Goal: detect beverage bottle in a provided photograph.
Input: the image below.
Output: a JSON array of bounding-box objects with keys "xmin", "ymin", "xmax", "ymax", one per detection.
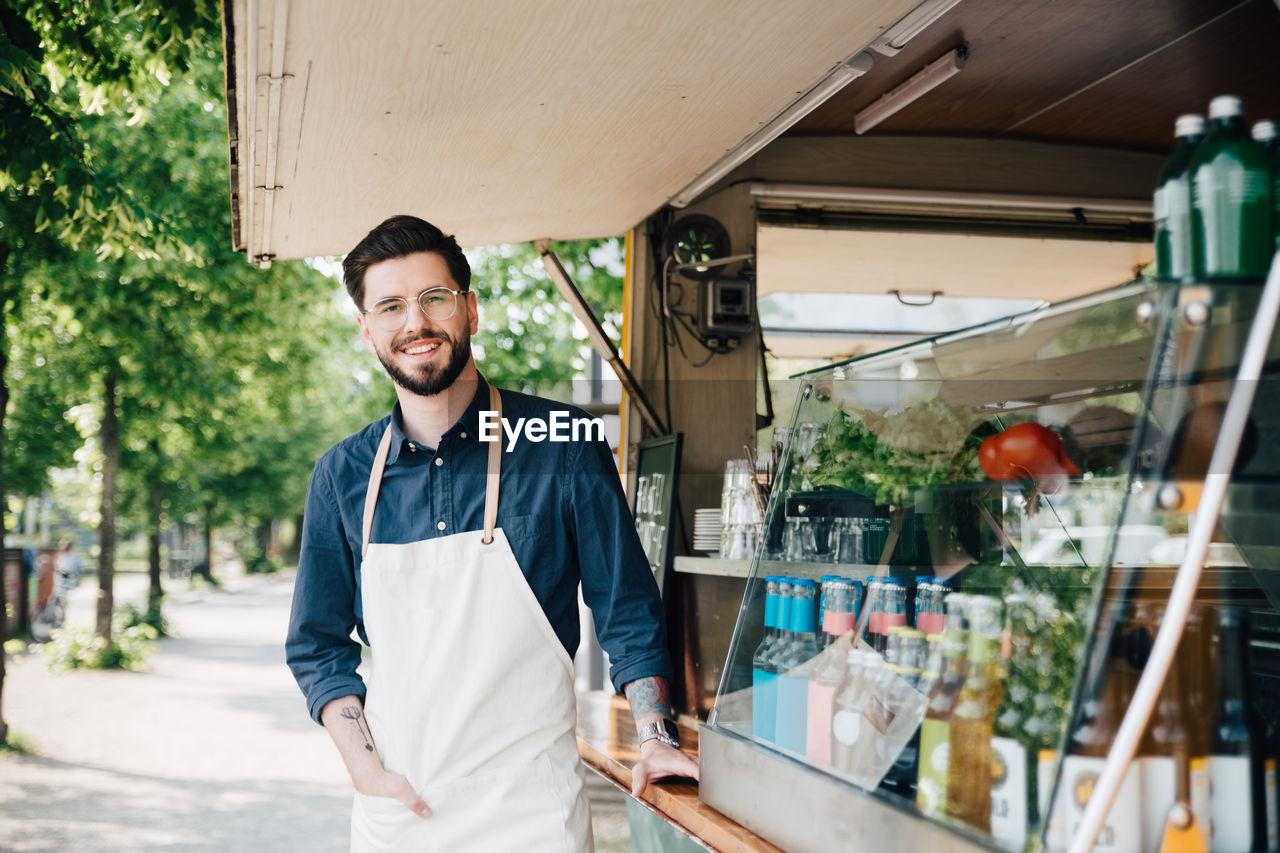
[
  {"xmin": 1191, "ymin": 95, "xmax": 1274, "ymax": 280},
  {"xmin": 1155, "ymin": 114, "xmax": 1207, "ymax": 281},
  {"xmin": 1207, "ymin": 606, "xmax": 1256, "ymax": 853},
  {"xmin": 1058, "ymin": 666, "xmax": 1144, "ymax": 852},
  {"xmin": 916, "ymin": 592, "xmax": 970, "ymax": 817},
  {"xmin": 818, "ymin": 576, "xmax": 852, "ymax": 648},
  {"xmin": 919, "ymin": 633, "xmax": 943, "ymax": 695},
  {"xmin": 1184, "ymin": 604, "xmax": 1216, "ymax": 845},
  {"xmin": 849, "ymin": 578, "xmax": 863, "ymax": 627},
  {"xmin": 776, "ymin": 578, "xmax": 819, "ymax": 755},
  {"xmin": 831, "ymin": 648, "xmax": 871, "ymax": 775},
  {"xmin": 912, "ymin": 576, "xmax": 932, "ymax": 631},
  {"xmin": 806, "ymin": 585, "xmax": 851, "ymax": 766},
  {"xmin": 752, "ymin": 576, "xmax": 783, "ymax": 742},
  {"xmin": 1256, "ymin": 120, "xmax": 1280, "ymax": 255},
  {"xmin": 1132, "ymin": 601, "xmax": 1208, "ymax": 852},
  {"xmin": 911, "ymin": 575, "xmax": 930, "ymax": 629},
  {"xmin": 990, "ymin": 592, "xmax": 1044, "ymax": 850},
  {"xmin": 881, "ymin": 577, "xmax": 908, "ymax": 653},
  {"xmin": 1257, "ymin": 690, "xmax": 1280, "ymax": 853},
  {"xmin": 821, "ymin": 580, "xmax": 857, "ymax": 645},
  {"xmin": 882, "ymin": 627, "xmax": 928, "ymax": 799},
  {"xmin": 860, "ymin": 576, "xmax": 884, "ymax": 651},
  {"xmin": 946, "ymin": 595, "xmax": 1005, "ymax": 832},
  {"xmin": 1255, "ymin": 120, "xmax": 1279, "ymax": 150}
]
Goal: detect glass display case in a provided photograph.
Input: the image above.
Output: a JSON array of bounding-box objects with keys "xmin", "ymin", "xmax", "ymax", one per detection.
[{"xmin": 699, "ymin": 271, "xmax": 1280, "ymax": 853}]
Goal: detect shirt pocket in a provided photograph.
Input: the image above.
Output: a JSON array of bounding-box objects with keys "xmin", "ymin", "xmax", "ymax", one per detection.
[{"xmin": 498, "ymin": 512, "xmax": 556, "ymax": 548}]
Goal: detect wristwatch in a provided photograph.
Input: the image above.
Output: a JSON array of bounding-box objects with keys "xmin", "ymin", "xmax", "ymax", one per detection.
[{"xmin": 637, "ymin": 718, "xmax": 681, "ymax": 749}]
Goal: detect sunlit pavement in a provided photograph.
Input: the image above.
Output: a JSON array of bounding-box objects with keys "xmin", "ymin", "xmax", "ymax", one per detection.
[{"xmin": 1, "ymin": 566, "xmax": 630, "ymax": 852}]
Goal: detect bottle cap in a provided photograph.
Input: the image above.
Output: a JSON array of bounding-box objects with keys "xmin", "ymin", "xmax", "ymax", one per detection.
[
  {"xmin": 1174, "ymin": 114, "xmax": 1206, "ymax": 137},
  {"xmin": 1208, "ymin": 95, "xmax": 1244, "ymax": 120},
  {"xmin": 793, "ymin": 578, "xmax": 816, "ymax": 589},
  {"xmin": 1252, "ymin": 120, "xmax": 1278, "ymax": 143}
]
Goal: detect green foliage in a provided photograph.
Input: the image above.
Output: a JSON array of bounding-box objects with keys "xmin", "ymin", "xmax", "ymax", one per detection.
[
  {"xmin": 0, "ymin": 0, "xmax": 220, "ymax": 256},
  {"xmin": 43, "ymin": 610, "xmax": 157, "ymax": 671},
  {"xmin": 0, "ymin": 729, "xmax": 36, "ymax": 754},
  {"xmin": 806, "ymin": 402, "xmax": 987, "ymax": 507},
  {"xmin": 469, "ymin": 239, "xmax": 624, "ymax": 395},
  {"xmin": 242, "ymin": 550, "xmax": 282, "ymax": 575},
  {"xmin": 119, "ymin": 600, "xmax": 168, "ymax": 637}
]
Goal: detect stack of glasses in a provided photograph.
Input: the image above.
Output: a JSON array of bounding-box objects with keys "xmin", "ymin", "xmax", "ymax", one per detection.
[{"xmin": 719, "ymin": 458, "xmax": 762, "ymax": 560}]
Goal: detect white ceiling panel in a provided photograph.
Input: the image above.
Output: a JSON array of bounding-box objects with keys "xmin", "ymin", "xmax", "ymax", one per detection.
[
  {"xmin": 225, "ymin": 0, "xmax": 920, "ymax": 262},
  {"xmin": 757, "ymin": 225, "xmax": 1153, "ymax": 303}
]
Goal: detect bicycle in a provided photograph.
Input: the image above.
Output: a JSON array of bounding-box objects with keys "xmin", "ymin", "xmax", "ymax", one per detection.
[{"xmin": 31, "ymin": 565, "xmax": 78, "ymax": 642}]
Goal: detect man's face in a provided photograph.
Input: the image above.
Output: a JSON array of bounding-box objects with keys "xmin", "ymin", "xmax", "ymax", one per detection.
[{"xmin": 357, "ymin": 251, "xmax": 479, "ymax": 397}]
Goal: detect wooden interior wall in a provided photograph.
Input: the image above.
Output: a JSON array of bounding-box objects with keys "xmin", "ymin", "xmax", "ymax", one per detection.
[{"xmin": 625, "ymin": 186, "xmax": 760, "ymax": 716}]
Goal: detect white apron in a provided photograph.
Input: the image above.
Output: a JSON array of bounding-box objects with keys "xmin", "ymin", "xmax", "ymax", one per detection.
[{"xmin": 351, "ymin": 384, "xmax": 593, "ymax": 852}]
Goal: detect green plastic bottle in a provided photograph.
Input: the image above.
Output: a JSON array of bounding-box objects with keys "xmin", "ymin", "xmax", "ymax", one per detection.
[
  {"xmin": 1154, "ymin": 114, "xmax": 1206, "ymax": 281},
  {"xmin": 1190, "ymin": 96, "xmax": 1274, "ymax": 280},
  {"xmin": 1253, "ymin": 120, "xmax": 1280, "ymax": 253}
]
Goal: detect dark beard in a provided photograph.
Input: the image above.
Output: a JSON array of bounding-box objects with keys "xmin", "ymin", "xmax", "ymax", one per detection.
[{"xmin": 376, "ymin": 329, "xmax": 472, "ymax": 397}]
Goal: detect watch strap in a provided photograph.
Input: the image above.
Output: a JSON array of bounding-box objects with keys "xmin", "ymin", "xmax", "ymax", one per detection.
[{"xmin": 637, "ymin": 718, "xmax": 680, "ymax": 749}]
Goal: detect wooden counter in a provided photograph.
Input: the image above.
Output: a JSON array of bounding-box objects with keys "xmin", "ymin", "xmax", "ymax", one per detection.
[{"xmin": 575, "ymin": 691, "xmax": 783, "ymax": 853}]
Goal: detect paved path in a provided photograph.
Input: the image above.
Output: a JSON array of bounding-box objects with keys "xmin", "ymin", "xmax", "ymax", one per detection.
[{"xmin": 0, "ymin": 568, "xmax": 630, "ymax": 852}]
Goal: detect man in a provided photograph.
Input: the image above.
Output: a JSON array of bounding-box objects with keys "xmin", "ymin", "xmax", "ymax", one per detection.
[{"xmin": 286, "ymin": 215, "xmax": 698, "ymax": 851}]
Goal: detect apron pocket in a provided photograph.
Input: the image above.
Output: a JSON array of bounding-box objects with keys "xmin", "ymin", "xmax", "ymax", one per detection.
[
  {"xmin": 421, "ymin": 754, "xmax": 582, "ymax": 851},
  {"xmin": 351, "ymin": 791, "xmax": 423, "ymax": 852}
]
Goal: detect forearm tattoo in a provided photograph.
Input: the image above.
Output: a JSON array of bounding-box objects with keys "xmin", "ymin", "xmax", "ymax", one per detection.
[
  {"xmin": 340, "ymin": 705, "xmax": 375, "ymax": 752},
  {"xmin": 624, "ymin": 676, "xmax": 674, "ymax": 723}
]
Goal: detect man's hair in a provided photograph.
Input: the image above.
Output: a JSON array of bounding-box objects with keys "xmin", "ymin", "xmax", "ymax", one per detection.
[{"xmin": 342, "ymin": 215, "xmax": 472, "ymax": 309}]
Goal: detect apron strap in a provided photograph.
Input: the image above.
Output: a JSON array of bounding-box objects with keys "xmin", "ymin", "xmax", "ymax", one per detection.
[
  {"xmin": 362, "ymin": 425, "xmax": 394, "ymax": 559},
  {"xmin": 482, "ymin": 384, "xmax": 502, "ymax": 545},
  {"xmin": 361, "ymin": 381, "xmax": 504, "ymax": 557}
]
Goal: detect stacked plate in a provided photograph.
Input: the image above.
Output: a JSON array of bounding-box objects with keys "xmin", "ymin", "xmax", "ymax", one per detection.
[{"xmin": 693, "ymin": 508, "xmax": 724, "ymax": 555}]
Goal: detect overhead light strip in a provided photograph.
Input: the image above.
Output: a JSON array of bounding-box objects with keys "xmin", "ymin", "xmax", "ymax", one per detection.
[
  {"xmin": 748, "ymin": 182, "xmax": 1152, "ymax": 217},
  {"xmin": 855, "ymin": 45, "xmax": 967, "ymax": 135},
  {"xmin": 869, "ymin": 0, "xmax": 965, "ymax": 56},
  {"xmin": 669, "ymin": 52, "xmax": 875, "ymax": 208}
]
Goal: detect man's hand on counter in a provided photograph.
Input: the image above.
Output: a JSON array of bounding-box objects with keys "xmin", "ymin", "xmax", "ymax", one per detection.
[{"xmin": 631, "ymin": 738, "xmax": 701, "ymax": 797}]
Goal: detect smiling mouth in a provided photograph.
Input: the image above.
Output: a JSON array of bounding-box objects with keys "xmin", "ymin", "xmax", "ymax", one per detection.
[{"xmin": 400, "ymin": 341, "xmax": 442, "ymax": 356}]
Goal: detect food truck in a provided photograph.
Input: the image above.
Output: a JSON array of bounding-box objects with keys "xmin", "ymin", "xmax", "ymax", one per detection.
[{"xmin": 221, "ymin": 1, "xmax": 1280, "ymax": 849}]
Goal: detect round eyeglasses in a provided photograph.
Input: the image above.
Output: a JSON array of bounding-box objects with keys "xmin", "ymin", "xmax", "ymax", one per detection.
[{"xmin": 362, "ymin": 287, "xmax": 463, "ymax": 331}]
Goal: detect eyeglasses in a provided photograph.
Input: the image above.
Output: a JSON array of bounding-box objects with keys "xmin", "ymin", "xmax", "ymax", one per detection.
[{"xmin": 362, "ymin": 287, "xmax": 464, "ymax": 331}]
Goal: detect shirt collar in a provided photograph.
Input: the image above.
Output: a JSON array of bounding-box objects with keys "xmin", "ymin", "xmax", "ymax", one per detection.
[{"xmin": 385, "ymin": 375, "xmax": 491, "ymax": 465}]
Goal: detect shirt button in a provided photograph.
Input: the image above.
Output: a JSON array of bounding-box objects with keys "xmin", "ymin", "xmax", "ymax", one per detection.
[
  {"xmin": 460, "ymin": 432, "xmax": 467, "ymax": 439},
  {"xmin": 437, "ymin": 521, "xmax": 447, "ymax": 531},
  {"xmin": 408, "ymin": 443, "xmax": 417, "ymax": 452},
  {"xmin": 434, "ymin": 457, "xmax": 443, "ymax": 467}
]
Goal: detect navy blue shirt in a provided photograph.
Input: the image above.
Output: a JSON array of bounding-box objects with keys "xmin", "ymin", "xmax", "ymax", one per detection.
[{"xmin": 286, "ymin": 377, "xmax": 673, "ymax": 723}]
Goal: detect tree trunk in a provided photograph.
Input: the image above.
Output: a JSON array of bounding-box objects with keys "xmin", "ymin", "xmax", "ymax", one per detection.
[
  {"xmin": 285, "ymin": 512, "xmax": 304, "ymax": 564},
  {"xmin": 96, "ymin": 366, "xmax": 119, "ymax": 640},
  {"xmin": 203, "ymin": 503, "xmax": 215, "ymax": 577},
  {"xmin": 147, "ymin": 441, "xmax": 164, "ymax": 610},
  {"xmin": 255, "ymin": 521, "xmax": 272, "ymax": 560},
  {"xmin": 1, "ymin": 241, "xmax": 12, "ymax": 745}
]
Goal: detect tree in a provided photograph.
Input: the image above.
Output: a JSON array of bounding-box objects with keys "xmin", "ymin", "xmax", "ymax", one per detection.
[
  {"xmin": 2, "ymin": 2, "xmax": 218, "ymax": 743},
  {"xmin": 469, "ymin": 239, "xmax": 625, "ymax": 395}
]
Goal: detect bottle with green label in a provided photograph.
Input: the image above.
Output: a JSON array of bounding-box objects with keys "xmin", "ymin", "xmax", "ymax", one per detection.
[
  {"xmin": 1155, "ymin": 114, "xmax": 1206, "ymax": 281},
  {"xmin": 1253, "ymin": 120, "xmax": 1280, "ymax": 254},
  {"xmin": 916, "ymin": 592, "xmax": 969, "ymax": 818},
  {"xmin": 1190, "ymin": 95, "xmax": 1273, "ymax": 280}
]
